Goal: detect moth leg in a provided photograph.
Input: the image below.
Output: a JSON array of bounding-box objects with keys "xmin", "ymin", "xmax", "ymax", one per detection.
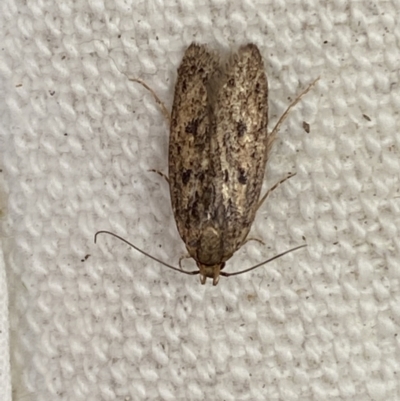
[
  {"xmin": 148, "ymin": 169, "xmax": 169, "ymax": 184},
  {"xmin": 257, "ymin": 173, "xmax": 296, "ymax": 211},
  {"xmin": 268, "ymin": 77, "xmax": 319, "ymax": 153},
  {"xmin": 242, "ymin": 237, "xmax": 266, "ymax": 247},
  {"xmin": 179, "ymin": 254, "xmax": 192, "ymax": 270},
  {"xmin": 129, "ymin": 78, "xmax": 171, "ymax": 123}
]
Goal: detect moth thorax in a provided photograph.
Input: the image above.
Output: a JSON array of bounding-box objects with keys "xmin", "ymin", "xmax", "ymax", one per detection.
[{"xmin": 197, "ymin": 224, "xmax": 224, "ymax": 265}]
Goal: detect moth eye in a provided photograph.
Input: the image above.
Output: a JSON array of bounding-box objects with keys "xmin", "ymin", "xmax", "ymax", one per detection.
[
  {"xmin": 237, "ymin": 168, "xmax": 247, "ymax": 184},
  {"xmin": 228, "ymin": 78, "xmax": 235, "ymax": 86},
  {"xmin": 182, "ymin": 169, "xmax": 192, "ymax": 185}
]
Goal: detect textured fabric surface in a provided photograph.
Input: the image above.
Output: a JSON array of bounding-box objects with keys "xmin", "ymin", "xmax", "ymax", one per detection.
[
  {"xmin": 0, "ymin": 246, "xmax": 10, "ymax": 401},
  {"xmin": 1, "ymin": 1, "xmax": 400, "ymax": 400}
]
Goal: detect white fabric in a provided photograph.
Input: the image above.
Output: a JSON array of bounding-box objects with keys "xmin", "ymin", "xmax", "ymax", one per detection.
[
  {"xmin": 0, "ymin": 245, "xmax": 10, "ymax": 401},
  {"xmin": 1, "ymin": 1, "xmax": 400, "ymax": 400}
]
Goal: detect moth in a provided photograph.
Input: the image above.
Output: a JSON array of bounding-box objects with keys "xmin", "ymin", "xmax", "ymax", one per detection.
[{"xmin": 96, "ymin": 43, "xmax": 318, "ymax": 285}]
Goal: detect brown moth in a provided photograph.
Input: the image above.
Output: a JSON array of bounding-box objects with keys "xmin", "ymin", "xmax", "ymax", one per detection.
[{"xmin": 95, "ymin": 43, "xmax": 318, "ymax": 285}]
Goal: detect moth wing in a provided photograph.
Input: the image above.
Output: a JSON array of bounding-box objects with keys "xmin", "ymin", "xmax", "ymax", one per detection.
[
  {"xmin": 209, "ymin": 44, "xmax": 269, "ymax": 259},
  {"xmin": 169, "ymin": 44, "xmax": 219, "ymax": 245},
  {"xmin": 169, "ymin": 44, "xmax": 269, "ymax": 264}
]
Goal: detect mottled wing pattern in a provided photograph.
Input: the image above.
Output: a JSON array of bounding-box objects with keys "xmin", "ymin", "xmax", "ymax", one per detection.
[
  {"xmin": 169, "ymin": 44, "xmax": 219, "ymax": 245},
  {"xmin": 209, "ymin": 44, "xmax": 269, "ymax": 259}
]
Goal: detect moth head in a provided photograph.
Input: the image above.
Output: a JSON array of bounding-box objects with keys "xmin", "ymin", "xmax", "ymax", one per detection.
[
  {"xmin": 198, "ymin": 262, "xmax": 226, "ymax": 286},
  {"xmin": 94, "ymin": 231, "xmax": 307, "ymax": 286}
]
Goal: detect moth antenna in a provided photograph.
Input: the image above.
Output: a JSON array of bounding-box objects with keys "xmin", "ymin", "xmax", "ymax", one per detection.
[
  {"xmin": 220, "ymin": 244, "xmax": 307, "ymax": 277},
  {"xmin": 94, "ymin": 230, "xmax": 199, "ymax": 276}
]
